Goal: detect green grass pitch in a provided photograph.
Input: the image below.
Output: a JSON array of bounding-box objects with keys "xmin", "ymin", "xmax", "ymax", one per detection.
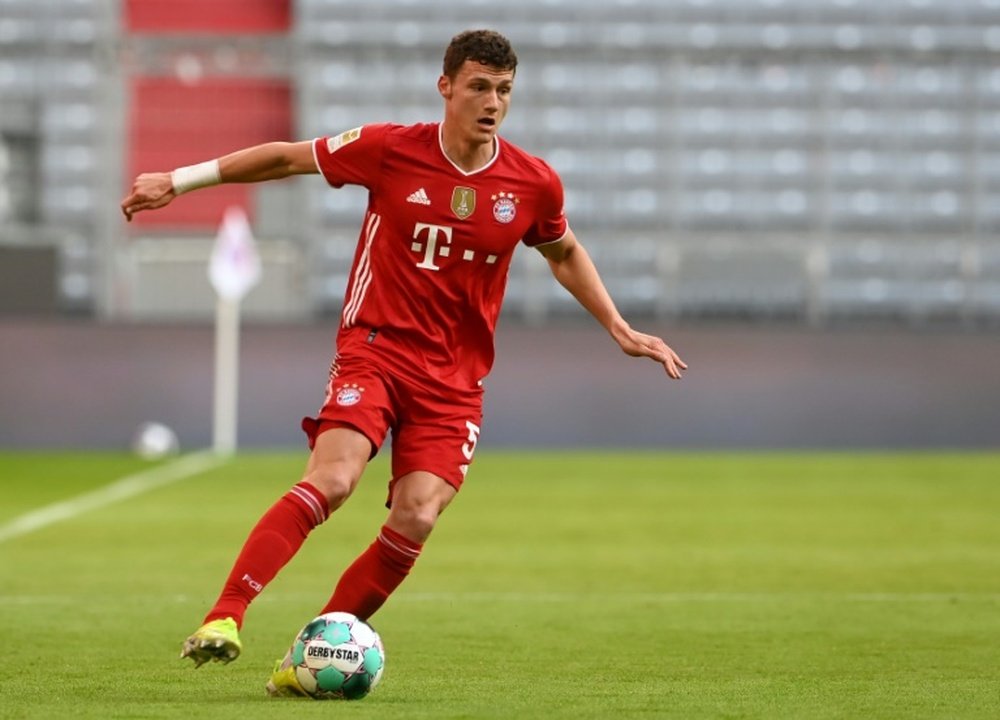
[{"xmin": 1, "ymin": 451, "xmax": 998, "ymax": 719}]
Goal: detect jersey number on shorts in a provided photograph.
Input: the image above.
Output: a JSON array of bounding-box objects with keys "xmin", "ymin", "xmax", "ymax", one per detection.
[{"xmin": 462, "ymin": 420, "xmax": 481, "ymax": 460}]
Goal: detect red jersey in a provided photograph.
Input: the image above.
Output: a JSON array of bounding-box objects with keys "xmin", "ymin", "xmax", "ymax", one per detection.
[{"xmin": 312, "ymin": 122, "xmax": 568, "ymax": 388}]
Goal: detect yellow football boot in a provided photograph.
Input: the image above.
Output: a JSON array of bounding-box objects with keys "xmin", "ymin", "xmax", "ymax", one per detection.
[
  {"xmin": 265, "ymin": 653, "xmax": 308, "ymax": 697},
  {"xmin": 180, "ymin": 618, "xmax": 242, "ymax": 668}
]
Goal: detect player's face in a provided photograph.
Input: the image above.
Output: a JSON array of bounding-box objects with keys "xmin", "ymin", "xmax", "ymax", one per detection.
[{"xmin": 439, "ymin": 61, "xmax": 514, "ymax": 145}]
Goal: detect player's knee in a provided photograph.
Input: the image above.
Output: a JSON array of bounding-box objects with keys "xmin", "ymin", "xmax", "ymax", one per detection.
[
  {"xmin": 387, "ymin": 499, "xmax": 443, "ymax": 543},
  {"xmin": 386, "ymin": 472, "xmax": 456, "ymax": 541},
  {"xmin": 302, "ymin": 464, "xmax": 359, "ymax": 511}
]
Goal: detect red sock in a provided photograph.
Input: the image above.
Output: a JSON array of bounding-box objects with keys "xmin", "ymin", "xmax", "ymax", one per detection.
[
  {"xmin": 204, "ymin": 482, "xmax": 328, "ymax": 628},
  {"xmin": 321, "ymin": 525, "xmax": 423, "ymax": 621}
]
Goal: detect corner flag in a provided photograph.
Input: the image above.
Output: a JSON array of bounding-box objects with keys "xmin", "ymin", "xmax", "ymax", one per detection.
[
  {"xmin": 209, "ymin": 206, "xmax": 261, "ymax": 301},
  {"xmin": 209, "ymin": 206, "xmax": 260, "ymax": 456}
]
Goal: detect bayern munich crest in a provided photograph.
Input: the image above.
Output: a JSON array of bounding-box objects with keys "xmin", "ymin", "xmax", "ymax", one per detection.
[
  {"xmin": 335, "ymin": 384, "xmax": 364, "ymax": 406},
  {"xmin": 492, "ymin": 191, "xmax": 518, "ymax": 224}
]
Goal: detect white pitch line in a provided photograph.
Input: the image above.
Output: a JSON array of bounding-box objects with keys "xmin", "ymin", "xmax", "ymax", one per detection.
[
  {"xmin": 0, "ymin": 451, "xmax": 225, "ymax": 544},
  {"xmin": 396, "ymin": 591, "xmax": 1000, "ymax": 604},
  {"xmin": 1, "ymin": 591, "xmax": 998, "ymax": 606}
]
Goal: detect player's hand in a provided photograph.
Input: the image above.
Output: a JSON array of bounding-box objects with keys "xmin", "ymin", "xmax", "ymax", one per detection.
[
  {"xmin": 120, "ymin": 172, "xmax": 175, "ymax": 222},
  {"xmin": 612, "ymin": 324, "xmax": 687, "ymax": 379}
]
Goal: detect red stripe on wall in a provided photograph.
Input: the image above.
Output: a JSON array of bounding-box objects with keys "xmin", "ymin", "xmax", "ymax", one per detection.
[
  {"xmin": 125, "ymin": 0, "xmax": 291, "ymax": 33},
  {"xmin": 127, "ymin": 77, "xmax": 292, "ymax": 229}
]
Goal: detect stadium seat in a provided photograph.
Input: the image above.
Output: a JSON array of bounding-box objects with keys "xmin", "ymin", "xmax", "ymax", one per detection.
[
  {"xmin": 829, "ymin": 191, "xmax": 905, "ymax": 232},
  {"xmin": 896, "ymin": 66, "xmax": 966, "ymax": 104},
  {"xmin": 973, "ymin": 191, "xmax": 1000, "ymax": 231},
  {"xmin": 0, "ymin": 59, "xmax": 34, "ymax": 94},
  {"xmin": 41, "ymin": 145, "xmax": 94, "ymax": 178},
  {"xmin": 975, "ymin": 153, "xmax": 1000, "ymax": 188},
  {"xmin": 821, "ymin": 277, "xmax": 964, "ymax": 320},
  {"xmin": 0, "ymin": 16, "xmax": 40, "ymax": 45},
  {"xmin": 41, "ymin": 103, "xmax": 95, "ymax": 137},
  {"xmin": 975, "ymin": 111, "xmax": 1000, "ymax": 149},
  {"xmin": 898, "ymin": 110, "xmax": 966, "ymax": 150},
  {"xmin": 829, "ymin": 150, "xmax": 899, "ymax": 187},
  {"xmin": 973, "ymin": 241, "xmax": 1000, "ymax": 282},
  {"xmin": 812, "ymin": 0, "xmax": 883, "ymax": 23},
  {"xmin": 902, "ymin": 151, "xmax": 968, "ymax": 190},
  {"xmin": 675, "ymin": 240, "xmax": 809, "ymax": 316},
  {"xmin": 757, "ymin": 189, "xmax": 817, "ymax": 229},
  {"xmin": 828, "ymin": 107, "xmax": 894, "ymax": 142},
  {"xmin": 825, "ymin": 238, "xmax": 964, "ymax": 279}
]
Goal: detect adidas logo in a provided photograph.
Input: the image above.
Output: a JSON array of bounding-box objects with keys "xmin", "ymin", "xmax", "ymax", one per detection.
[{"xmin": 407, "ymin": 188, "xmax": 431, "ymax": 205}]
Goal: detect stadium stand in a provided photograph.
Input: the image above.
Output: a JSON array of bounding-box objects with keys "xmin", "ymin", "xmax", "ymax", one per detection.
[
  {"xmin": 0, "ymin": 0, "xmax": 109, "ymax": 310},
  {"xmin": 3, "ymin": 0, "xmax": 1000, "ymax": 323}
]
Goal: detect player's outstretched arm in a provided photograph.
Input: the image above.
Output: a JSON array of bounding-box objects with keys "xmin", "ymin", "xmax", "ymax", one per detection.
[
  {"xmin": 537, "ymin": 229, "xmax": 687, "ymax": 379},
  {"xmin": 120, "ymin": 140, "xmax": 317, "ymax": 222}
]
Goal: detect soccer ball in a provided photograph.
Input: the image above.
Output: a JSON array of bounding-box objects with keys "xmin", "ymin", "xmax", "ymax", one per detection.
[
  {"xmin": 288, "ymin": 612, "xmax": 385, "ymax": 700},
  {"xmin": 130, "ymin": 421, "xmax": 179, "ymax": 460}
]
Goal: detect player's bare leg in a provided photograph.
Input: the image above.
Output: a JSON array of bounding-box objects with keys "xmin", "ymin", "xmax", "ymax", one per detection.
[
  {"xmin": 182, "ymin": 428, "xmax": 371, "ymax": 667},
  {"xmin": 319, "ymin": 471, "xmax": 456, "ymax": 619},
  {"xmin": 384, "ymin": 471, "xmax": 458, "ymax": 543},
  {"xmin": 266, "ymin": 471, "xmax": 454, "ymax": 694},
  {"xmin": 299, "ymin": 426, "xmax": 375, "ymax": 512}
]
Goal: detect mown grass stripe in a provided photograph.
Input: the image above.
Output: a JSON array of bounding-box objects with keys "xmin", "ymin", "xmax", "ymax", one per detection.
[{"xmin": 0, "ymin": 451, "xmax": 223, "ymax": 543}]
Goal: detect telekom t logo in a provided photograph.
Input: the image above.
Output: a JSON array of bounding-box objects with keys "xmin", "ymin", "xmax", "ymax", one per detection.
[{"xmin": 411, "ymin": 222, "xmax": 453, "ymax": 271}]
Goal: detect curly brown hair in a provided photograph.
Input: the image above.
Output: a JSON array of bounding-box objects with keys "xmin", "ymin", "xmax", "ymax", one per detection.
[{"xmin": 442, "ymin": 30, "xmax": 518, "ymax": 79}]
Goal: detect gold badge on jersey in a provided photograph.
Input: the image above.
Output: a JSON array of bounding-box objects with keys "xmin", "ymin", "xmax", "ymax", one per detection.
[
  {"xmin": 326, "ymin": 126, "xmax": 362, "ymax": 153},
  {"xmin": 451, "ymin": 186, "xmax": 476, "ymax": 220}
]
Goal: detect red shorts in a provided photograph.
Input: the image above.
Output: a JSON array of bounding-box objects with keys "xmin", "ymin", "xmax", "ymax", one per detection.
[{"xmin": 301, "ymin": 347, "xmax": 484, "ymax": 497}]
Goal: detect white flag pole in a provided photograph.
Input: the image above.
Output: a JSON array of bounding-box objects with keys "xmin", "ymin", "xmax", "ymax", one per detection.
[
  {"xmin": 208, "ymin": 206, "xmax": 261, "ymax": 457},
  {"xmin": 212, "ymin": 296, "xmax": 240, "ymax": 455}
]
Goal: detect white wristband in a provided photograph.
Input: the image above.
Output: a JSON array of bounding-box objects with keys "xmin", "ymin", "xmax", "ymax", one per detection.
[{"xmin": 170, "ymin": 160, "xmax": 221, "ymax": 196}]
